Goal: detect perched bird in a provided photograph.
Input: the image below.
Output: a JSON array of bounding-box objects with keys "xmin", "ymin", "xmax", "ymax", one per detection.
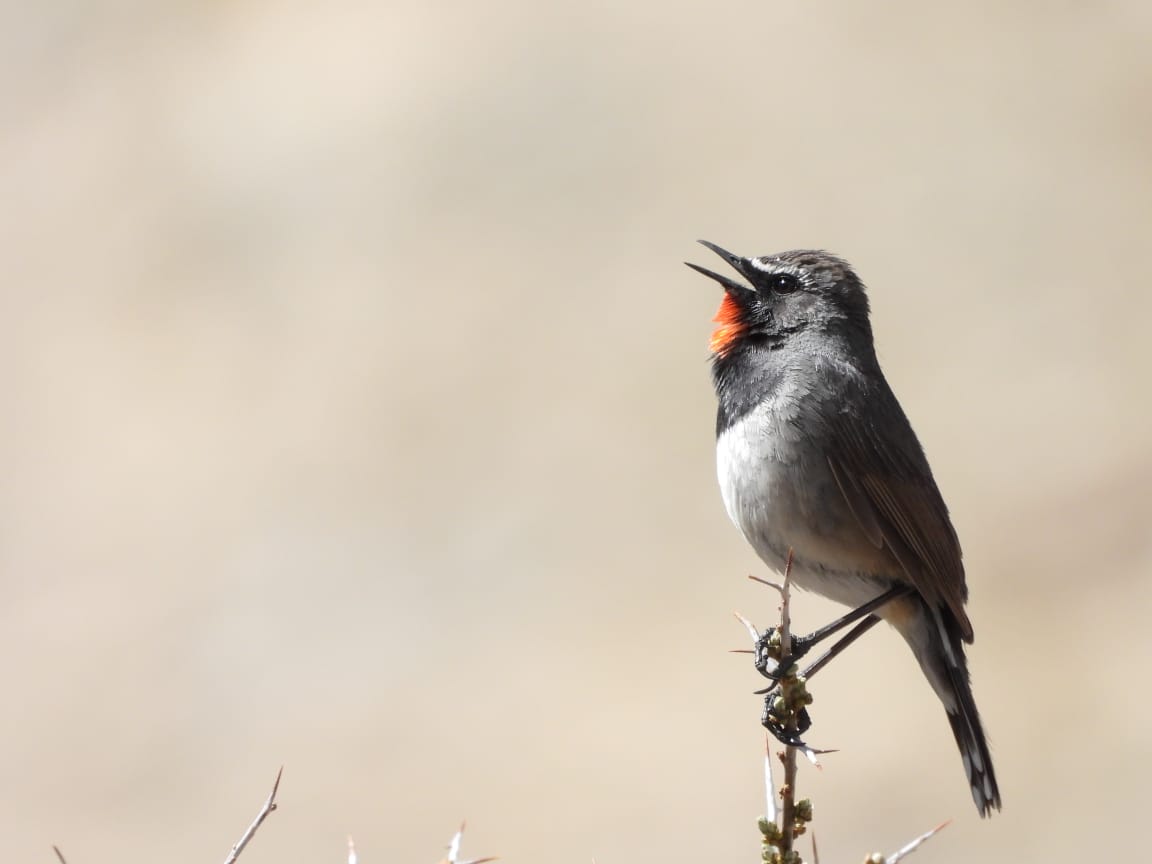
[{"xmin": 687, "ymin": 241, "xmax": 1001, "ymax": 816}]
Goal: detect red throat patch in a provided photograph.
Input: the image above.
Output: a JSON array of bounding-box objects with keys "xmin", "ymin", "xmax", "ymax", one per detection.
[{"xmin": 709, "ymin": 293, "xmax": 746, "ymax": 355}]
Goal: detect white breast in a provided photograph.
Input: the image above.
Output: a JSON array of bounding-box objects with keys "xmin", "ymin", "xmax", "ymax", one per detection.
[
  {"xmin": 716, "ymin": 397, "xmax": 799, "ymax": 573},
  {"xmin": 716, "ymin": 396, "xmax": 895, "ymax": 610}
]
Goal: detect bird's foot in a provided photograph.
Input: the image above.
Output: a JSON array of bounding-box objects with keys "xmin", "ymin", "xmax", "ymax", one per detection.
[
  {"xmin": 754, "ymin": 627, "xmax": 815, "ymax": 680},
  {"xmin": 762, "ymin": 702, "xmax": 812, "ymax": 748},
  {"xmin": 758, "ymin": 650, "xmax": 816, "ymax": 747}
]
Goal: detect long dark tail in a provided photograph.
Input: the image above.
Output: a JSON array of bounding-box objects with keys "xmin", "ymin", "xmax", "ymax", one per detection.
[{"xmin": 931, "ymin": 610, "xmax": 1002, "ymax": 817}]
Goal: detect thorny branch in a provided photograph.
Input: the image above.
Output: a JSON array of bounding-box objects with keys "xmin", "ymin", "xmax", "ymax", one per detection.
[
  {"xmin": 744, "ymin": 551, "xmax": 951, "ymax": 863},
  {"xmin": 777, "ymin": 551, "xmax": 800, "ymax": 857},
  {"xmin": 752, "ymin": 550, "xmax": 812, "ymax": 864}
]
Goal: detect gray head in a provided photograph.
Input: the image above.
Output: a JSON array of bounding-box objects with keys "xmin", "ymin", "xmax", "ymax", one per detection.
[{"xmin": 685, "ymin": 241, "xmax": 872, "ymax": 359}]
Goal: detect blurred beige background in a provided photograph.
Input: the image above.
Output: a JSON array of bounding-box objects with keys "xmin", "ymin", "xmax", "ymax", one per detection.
[{"xmin": 1, "ymin": 1, "xmax": 1150, "ymax": 862}]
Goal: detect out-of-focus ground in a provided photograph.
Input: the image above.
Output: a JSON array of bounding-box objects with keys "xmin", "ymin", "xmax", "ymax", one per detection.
[{"xmin": 1, "ymin": 2, "xmax": 1150, "ymax": 862}]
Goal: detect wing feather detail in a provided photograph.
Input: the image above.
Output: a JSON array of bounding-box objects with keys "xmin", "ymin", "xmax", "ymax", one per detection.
[{"xmin": 826, "ymin": 410, "xmax": 973, "ymax": 643}]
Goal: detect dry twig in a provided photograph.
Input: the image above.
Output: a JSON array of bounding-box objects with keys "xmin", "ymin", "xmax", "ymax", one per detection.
[
  {"xmin": 868, "ymin": 820, "xmax": 951, "ymax": 864},
  {"xmin": 222, "ymin": 767, "xmax": 283, "ymax": 864}
]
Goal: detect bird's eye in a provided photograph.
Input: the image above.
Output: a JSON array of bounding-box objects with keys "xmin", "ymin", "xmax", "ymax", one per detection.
[{"xmin": 768, "ymin": 273, "xmax": 800, "ymax": 294}]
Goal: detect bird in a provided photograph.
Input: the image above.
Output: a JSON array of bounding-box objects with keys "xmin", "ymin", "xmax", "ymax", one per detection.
[{"xmin": 686, "ymin": 240, "xmax": 1001, "ymax": 817}]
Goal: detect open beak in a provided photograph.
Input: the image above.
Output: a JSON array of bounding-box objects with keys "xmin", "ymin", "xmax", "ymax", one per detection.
[{"xmin": 684, "ymin": 240, "xmax": 758, "ymax": 295}]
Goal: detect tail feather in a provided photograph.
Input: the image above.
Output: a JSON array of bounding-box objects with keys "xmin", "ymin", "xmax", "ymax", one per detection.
[
  {"xmin": 901, "ymin": 603, "xmax": 1002, "ymax": 816},
  {"xmin": 945, "ymin": 694, "xmax": 1001, "ymax": 816},
  {"xmin": 936, "ymin": 610, "xmax": 1002, "ymax": 817}
]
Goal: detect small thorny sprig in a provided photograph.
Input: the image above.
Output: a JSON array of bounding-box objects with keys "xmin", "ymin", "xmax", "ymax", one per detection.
[
  {"xmin": 745, "ymin": 552, "xmax": 811, "ymax": 864},
  {"xmin": 740, "ymin": 550, "xmax": 950, "ymax": 864}
]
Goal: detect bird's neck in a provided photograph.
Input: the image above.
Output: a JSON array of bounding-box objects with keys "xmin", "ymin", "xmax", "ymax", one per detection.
[
  {"xmin": 712, "ymin": 330, "xmax": 876, "ymax": 436},
  {"xmin": 711, "ymin": 343, "xmax": 790, "ymax": 435}
]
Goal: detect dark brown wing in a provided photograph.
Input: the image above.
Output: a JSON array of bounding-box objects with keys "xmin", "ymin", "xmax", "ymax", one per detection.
[{"xmin": 825, "ymin": 405, "xmax": 973, "ymax": 642}]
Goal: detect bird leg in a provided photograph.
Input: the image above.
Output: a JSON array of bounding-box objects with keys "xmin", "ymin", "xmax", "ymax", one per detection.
[
  {"xmin": 754, "ymin": 584, "xmax": 913, "ymax": 681},
  {"xmin": 757, "ymin": 614, "xmax": 882, "ymax": 694}
]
